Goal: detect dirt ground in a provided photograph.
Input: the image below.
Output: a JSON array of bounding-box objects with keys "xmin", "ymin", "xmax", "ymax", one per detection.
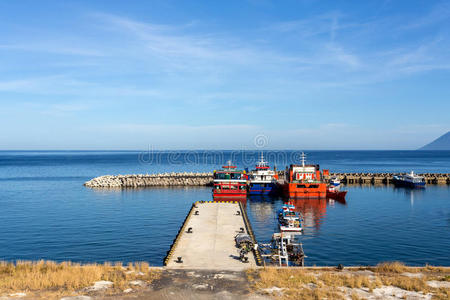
[
  {"xmin": 97, "ymin": 269, "xmax": 269, "ymax": 300},
  {"xmin": 0, "ymin": 269, "xmax": 269, "ymax": 300}
]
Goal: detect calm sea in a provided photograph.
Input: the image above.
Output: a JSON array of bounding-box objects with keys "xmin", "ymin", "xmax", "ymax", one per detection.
[{"xmin": 0, "ymin": 150, "xmax": 449, "ymax": 266}]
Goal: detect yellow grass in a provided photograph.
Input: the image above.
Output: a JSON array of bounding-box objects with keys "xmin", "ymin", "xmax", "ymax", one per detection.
[
  {"xmin": 0, "ymin": 260, "xmax": 160, "ymax": 294},
  {"xmin": 251, "ymin": 267, "xmax": 317, "ymax": 289},
  {"xmin": 373, "ymin": 261, "xmax": 420, "ymax": 273},
  {"xmin": 251, "ymin": 265, "xmax": 450, "ymax": 300},
  {"xmin": 318, "ymin": 272, "xmax": 382, "ymax": 290}
]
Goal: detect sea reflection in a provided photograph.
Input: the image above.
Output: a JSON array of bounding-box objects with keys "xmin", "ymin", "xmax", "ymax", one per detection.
[
  {"xmin": 247, "ymin": 197, "xmax": 347, "ymax": 240},
  {"xmin": 246, "ymin": 195, "xmax": 278, "ymax": 222},
  {"xmin": 393, "ymin": 186, "xmax": 425, "ymax": 206}
]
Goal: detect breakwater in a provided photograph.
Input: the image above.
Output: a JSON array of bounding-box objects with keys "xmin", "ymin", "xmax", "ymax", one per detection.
[
  {"xmin": 84, "ymin": 172, "xmax": 450, "ymax": 188},
  {"xmin": 329, "ymin": 172, "xmax": 450, "ymax": 185},
  {"xmin": 84, "ymin": 173, "xmax": 213, "ymax": 188}
]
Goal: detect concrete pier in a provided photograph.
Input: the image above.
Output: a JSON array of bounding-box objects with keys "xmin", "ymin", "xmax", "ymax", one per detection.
[{"xmin": 164, "ymin": 201, "xmax": 261, "ymax": 270}]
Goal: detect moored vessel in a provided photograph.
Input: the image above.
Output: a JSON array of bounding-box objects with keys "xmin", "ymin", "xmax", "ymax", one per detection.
[
  {"xmin": 330, "ymin": 176, "xmax": 340, "ymax": 186},
  {"xmin": 281, "ymin": 153, "xmax": 327, "ymax": 198},
  {"xmin": 259, "ymin": 232, "xmax": 305, "ymax": 266},
  {"xmin": 326, "ymin": 185, "xmax": 347, "ymax": 201},
  {"xmin": 248, "ymin": 153, "xmax": 278, "ymax": 195},
  {"xmin": 326, "ymin": 176, "xmax": 347, "ymax": 200},
  {"xmin": 212, "ymin": 161, "xmax": 248, "ymax": 200},
  {"xmin": 392, "ymin": 171, "xmax": 426, "ymax": 188},
  {"xmin": 278, "ymin": 202, "xmax": 303, "ymax": 232}
]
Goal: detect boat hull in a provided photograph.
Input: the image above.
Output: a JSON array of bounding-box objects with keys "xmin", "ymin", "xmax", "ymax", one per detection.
[
  {"xmin": 392, "ymin": 179, "xmax": 426, "ymax": 188},
  {"xmin": 326, "ymin": 190, "xmax": 347, "ymax": 201},
  {"xmin": 279, "ymin": 226, "xmax": 303, "ymax": 232},
  {"xmin": 281, "ymin": 182, "xmax": 327, "ymax": 199},
  {"xmin": 212, "ymin": 191, "xmax": 247, "ymax": 199},
  {"xmin": 248, "ymin": 182, "xmax": 278, "ymax": 195}
]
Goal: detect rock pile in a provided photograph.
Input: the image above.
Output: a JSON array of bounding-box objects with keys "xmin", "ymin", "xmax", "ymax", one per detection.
[
  {"xmin": 329, "ymin": 172, "xmax": 450, "ymax": 184},
  {"xmin": 84, "ymin": 172, "xmax": 214, "ymax": 188}
]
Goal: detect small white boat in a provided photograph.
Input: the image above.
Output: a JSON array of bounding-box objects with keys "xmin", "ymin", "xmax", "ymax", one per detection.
[
  {"xmin": 278, "ymin": 203, "xmax": 303, "ymax": 232},
  {"xmin": 330, "ymin": 176, "xmax": 340, "ymax": 187}
]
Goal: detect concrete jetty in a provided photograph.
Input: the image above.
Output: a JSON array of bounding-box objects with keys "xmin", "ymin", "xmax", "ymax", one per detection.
[
  {"xmin": 84, "ymin": 172, "xmax": 450, "ymax": 188},
  {"xmin": 164, "ymin": 201, "xmax": 262, "ymax": 270}
]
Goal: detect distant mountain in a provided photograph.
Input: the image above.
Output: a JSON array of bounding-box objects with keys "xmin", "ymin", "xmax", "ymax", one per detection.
[{"xmin": 419, "ymin": 131, "xmax": 450, "ymax": 150}]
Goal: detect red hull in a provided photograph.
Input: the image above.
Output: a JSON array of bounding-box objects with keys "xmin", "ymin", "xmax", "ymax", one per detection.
[
  {"xmin": 326, "ymin": 190, "xmax": 347, "ymax": 201},
  {"xmin": 281, "ymin": 182, "xmax": 327, "ymax": 199},
  {"xmin": 212, "ymin": 191, "xmax": 247, "ymax": 199}
]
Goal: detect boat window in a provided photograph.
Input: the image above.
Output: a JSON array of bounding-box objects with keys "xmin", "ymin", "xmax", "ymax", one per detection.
[
  {"xmin": 309, "ymin": 184, "xmax": 319, "ymax": 188},
  {"xmin": 296, "ymin": 184, "xmax": 307, "ymax": 188},
  {"xmin": 231, "ymin": 173, "xmax": 241, "ymax": 180},
  {"xmin": 215, "ymin": 173, "xmax": 229, "ymax": 180},
  {"xmin": 240, "ymin": 185, "xmax": 246, "ymax": 190}
]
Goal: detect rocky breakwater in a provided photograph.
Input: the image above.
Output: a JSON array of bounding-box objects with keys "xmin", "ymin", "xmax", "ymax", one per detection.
[
  {"xmin": 84, "ymin": 172, "xmax": 214, "ymax": 188},
  {"xmin": 329, "ymin": 172, "xmax": 450, "ymax": 184}
]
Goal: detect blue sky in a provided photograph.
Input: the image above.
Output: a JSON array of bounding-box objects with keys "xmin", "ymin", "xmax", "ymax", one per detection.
[{"xmin": 0, "ymin": 0, "xmax": 449, "ymax": 150}]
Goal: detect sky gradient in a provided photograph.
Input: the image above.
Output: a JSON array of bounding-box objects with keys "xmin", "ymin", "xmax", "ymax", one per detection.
[{"xmin": 1, "ymin": 0, "xmax": 449, "ymax": 150}]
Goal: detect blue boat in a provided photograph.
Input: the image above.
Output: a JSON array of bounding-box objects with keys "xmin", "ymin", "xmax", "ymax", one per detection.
[
  {"xmin": 248, "ymin": 153, "xmax": 278, "ymax": 195},
  {"xmin": 392, "ymin": 171, "xmax": 426, "ymax": 188}
]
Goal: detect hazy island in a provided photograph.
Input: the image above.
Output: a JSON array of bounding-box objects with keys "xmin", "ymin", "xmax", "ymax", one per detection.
[{"xmin": 420, "ymin": 131, "xmax": 450, "ymax": 150}]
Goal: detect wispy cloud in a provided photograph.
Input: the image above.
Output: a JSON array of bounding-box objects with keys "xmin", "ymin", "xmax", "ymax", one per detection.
[
  {"xmin": 40, "ymin": 103, "xmax": 91, "ymax": 116},
  {"xmin": 1, "ymin": 2, "xmax": 449, "ymax": 149}
]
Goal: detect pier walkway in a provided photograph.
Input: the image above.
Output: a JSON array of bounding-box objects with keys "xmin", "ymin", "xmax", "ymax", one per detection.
[{"xmin": 164, "ymin": 201, "xmax": 260, "ymax": 270}]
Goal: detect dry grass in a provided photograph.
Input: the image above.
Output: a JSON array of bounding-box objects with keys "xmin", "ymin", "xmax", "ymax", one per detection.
[
  {"xmin": 251, "ymin": 263, "xmax": 450, "ymax": 300},
  {"xmin": 318, "ymin": 273, "xmax": 382, "ymax": 291},
  {"xmin": 251, "ymin": 267, "xmax": 318, "ymax": 289},
  {"xmin": 373, "ymin": 261, "xmax": 411, "ymax": 273},
  {"xmin": 0, "ymin": 260, "xmax": 160, "ymax": 295},
  {"xmin": 374, "ymin": 262, "xmax": 450, "ymax": 275}
]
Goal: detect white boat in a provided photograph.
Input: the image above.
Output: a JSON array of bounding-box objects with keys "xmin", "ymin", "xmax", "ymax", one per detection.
[
  {"xmin": 392, "ymin": 171, "xmax": 426, "ymax": 188},
  {"xmin": 278, "ymin": 203, "xmax": 303, "ymax": 232},
  {"xmin": 248, "ymin": 153, "xmax": 278, "ymax": 195},
  {"xmin": 330, "ymin": 176, "xmax": 340, "ymax": 187}
]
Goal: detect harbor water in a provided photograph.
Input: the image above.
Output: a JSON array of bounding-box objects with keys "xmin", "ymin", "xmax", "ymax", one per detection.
[{"xmin": 0, "ymin": 150, "xmax": 449, "ymax": 266}]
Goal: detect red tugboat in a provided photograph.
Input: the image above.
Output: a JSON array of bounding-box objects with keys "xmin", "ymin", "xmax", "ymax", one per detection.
[
  {"xmin": 281, "ymin": 153, "xmax": 327, "ymax": 199},
  {"xmin": 326, "ymin": 185, "xmax": 347, "ymax": 201},
  {"xmin": 326, "ymin": 176, "xmax": 347, "ymax": 201},
  {"xmin": 212, "ymin": 161, "xmax": 248, "ymax": 200}
]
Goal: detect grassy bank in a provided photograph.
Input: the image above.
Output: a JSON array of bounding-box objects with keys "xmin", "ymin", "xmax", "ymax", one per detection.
[
  {"xmin": 0, "ymin": 260, "xmax": 160, "ymax": 299},
  {"xmin": 248, "ymin": 262, "xmax": 450, "ymax": 299},
  {"xmin": 2, "ymin": 261, "xmax": 450, "ymax": 299}
]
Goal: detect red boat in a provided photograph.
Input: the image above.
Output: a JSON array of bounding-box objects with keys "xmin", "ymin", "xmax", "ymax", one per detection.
[
  {"xmin": 281, "ymin": 153, "xmax": 327, "ymax": 199},
  {"xmin": 326, "ymin": 177, "xmax": 347, "ymax": 201},
  {"xmin": 212, "ymin": 161, "xmax": 247, "ymax": 200},
  {"xmin": 326, "ymin": 186, "xmax": 347, "ymax": 201}
]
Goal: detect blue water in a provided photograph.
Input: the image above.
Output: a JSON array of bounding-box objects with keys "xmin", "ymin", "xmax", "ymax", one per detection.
[{"xmin": 0, "ymin": 150, "xmax": 449, "ymax": 266}]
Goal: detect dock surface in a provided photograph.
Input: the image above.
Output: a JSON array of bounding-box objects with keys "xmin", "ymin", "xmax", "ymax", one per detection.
[{"xmin": 165, "ymin": 201, "xmax": 257, "ymax": 270}]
